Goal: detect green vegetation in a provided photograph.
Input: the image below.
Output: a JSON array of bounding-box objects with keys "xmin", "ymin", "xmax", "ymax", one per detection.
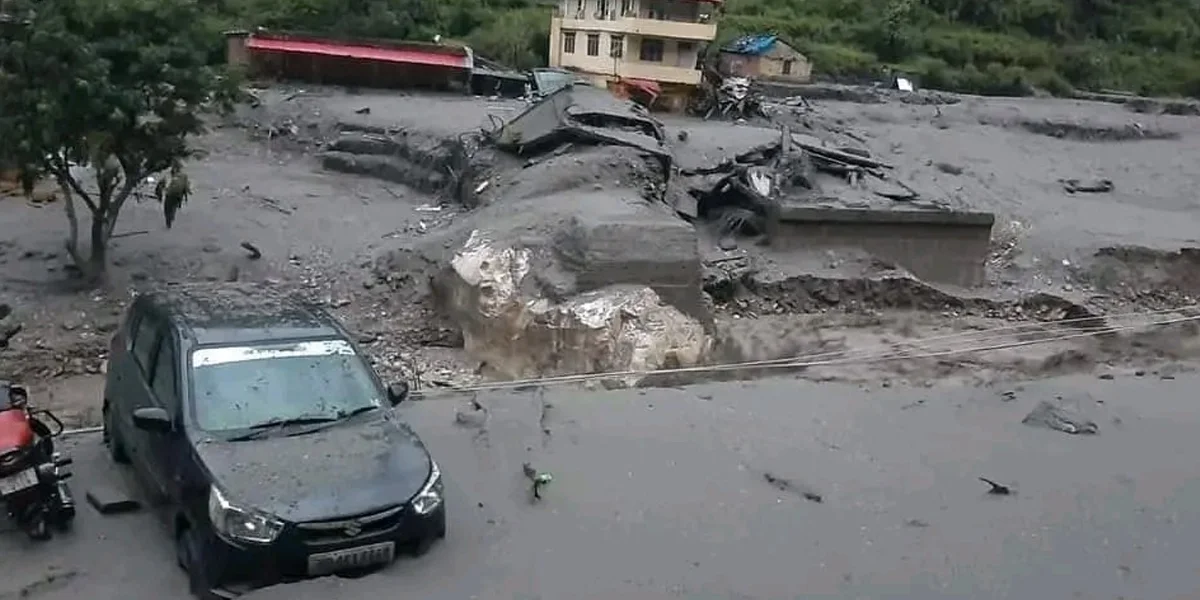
[
  {"xmin": 197, "ymin": 0, "xmax": 1200, "ymax": 97},
  {"xmin": 0, "ymin": 0, "xmax": 237, "ymax": 278}
]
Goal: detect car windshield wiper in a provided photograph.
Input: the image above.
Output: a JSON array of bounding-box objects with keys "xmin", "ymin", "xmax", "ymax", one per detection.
[
  {"xmin": 338, "ymin": 405, "xmax": 379, "ymax": 419},
  {"xmin": 227, "ymin": 415, "xmax": 341, "ymax": 441},
  {"xmin": 280, "ymin": 405, "xmax": 381, "ymax": 438}
]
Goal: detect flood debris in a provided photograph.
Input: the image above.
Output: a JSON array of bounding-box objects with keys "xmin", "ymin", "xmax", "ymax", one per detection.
[
  {"xmin": 522, "ymin": 462, "xmax": 553, "ymax": 502},
  {"xmin": 679, "ymin": 123, "xmax": 932, "ymax": 243},
  {"xmin": 978, "ymin": 477, "xmax": 1014, "ymax": 496},
  {"xmin": 1060, "ymin": 178, "xmax": 1114, "ymax": 194},
  {"xmin": 453, "ymin": 397, "xmax": 488, "ymax": 428},
  {"xmin": 1022, "ymin": 399, "xmax": 1099, "ymax": 435},
  {"xmin": 762, "ymin": 471, "xmax": 823, "ymax": 503},
  {"xmin": 0, "ymin": 302, "xmax": 20, "ymax": 348},
  {"xmin": 240, "ymin": 241, "xmax": 262, "ymax": 260},
  {"xmin": 703, "ymin": 76, "xmax": 768, "ymax": 121},
  {"xmin": 85, "ymin": 484, "xmax": 141, "ymax": 515},
  {"xmin": 487, "ymin": 83, "xmax": 670, "ymax": 168}
]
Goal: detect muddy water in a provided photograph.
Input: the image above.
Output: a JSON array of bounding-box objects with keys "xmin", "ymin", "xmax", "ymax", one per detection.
[{"xmin": 2, "ymin": 372, "xmax": 1199, "ymax": 599}]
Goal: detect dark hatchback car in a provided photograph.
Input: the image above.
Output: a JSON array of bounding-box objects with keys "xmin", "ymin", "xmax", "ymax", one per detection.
[{"xmin": 102, "ymin": 284, "xmax": 445, "ymax": 599}]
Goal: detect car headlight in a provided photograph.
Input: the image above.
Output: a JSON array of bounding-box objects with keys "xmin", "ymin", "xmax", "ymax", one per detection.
[
  {"xmin": 208, "ymin": 485, "xmax": 284, "ymax": 544},
  {"xmin": 411, "ymin": 460, "xmax": 443, "ymax": 515}
]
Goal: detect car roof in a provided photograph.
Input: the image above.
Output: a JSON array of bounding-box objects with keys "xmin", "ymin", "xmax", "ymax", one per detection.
[{"xmin": 139, "ymin": 283, "xmax": 344, "ymax": 347}]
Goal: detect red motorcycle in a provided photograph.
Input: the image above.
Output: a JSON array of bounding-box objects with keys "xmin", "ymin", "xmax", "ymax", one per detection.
[{"xmin": 0, "ymin": 381, "xmax": 75, "ymax": 540}]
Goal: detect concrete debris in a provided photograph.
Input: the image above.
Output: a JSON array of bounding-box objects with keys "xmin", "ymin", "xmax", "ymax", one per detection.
[
  {"xmin": 85, "ymin": 484, "xmax": 141, "ymax": 514},
  {"xmin": 488, "ymin": 83, "xmax": 670, "ymax": 168},
  {"xmin": 676, "ymin": 125, "xmax": 936, "ymax": 243},
  {"xmin": 1022, "ymin": 399, "xmax": 1099, "ymax": 435},
  {"xmin": 439, "ymin": 230, "xmax": 711, "ymax": 387}
]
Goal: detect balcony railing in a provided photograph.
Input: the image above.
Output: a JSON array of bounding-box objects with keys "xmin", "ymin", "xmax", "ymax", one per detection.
[{"xmin": 615, "ymin": 61, "xmax": 701, "ymax": 85}]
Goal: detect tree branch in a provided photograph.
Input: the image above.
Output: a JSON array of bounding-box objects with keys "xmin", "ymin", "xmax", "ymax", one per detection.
[
  {"xmin": 104, "ymin": 173, "xmax": 143, "ymax": 240},
  {"xmin": 50, "ymin": 163, "xmax": 99, "ymax": 214}
]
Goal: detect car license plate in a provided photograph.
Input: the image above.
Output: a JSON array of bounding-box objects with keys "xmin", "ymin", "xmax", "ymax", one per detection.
[
  {"xmin": 0, "ymin": 468, "xmax": 38, "ymax": 496},
  {"xmin": 307, "ymin": 541, "xmax": 395, "ymax": 576}
]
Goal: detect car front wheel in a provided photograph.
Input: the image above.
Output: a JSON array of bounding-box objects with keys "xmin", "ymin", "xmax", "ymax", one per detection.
[
  {"xmin": 103, "ymin": 402, "xmax": 129, "ymax": 464},
  {"xmin": 178, "ymin": 526, "xmax": 223, "ymax": 600}
]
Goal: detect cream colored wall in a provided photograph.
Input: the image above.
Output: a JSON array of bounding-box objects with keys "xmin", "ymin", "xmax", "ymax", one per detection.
[
  {"xmin": 553, "ymin": 30, "xmax": 701, "ymax": 84},
  {"xmin": 753, "ymin": 42, "xmax": 813, "ymax": 83},
  {"xmin": 548, "ymin": 0, "xmax": 710, "ymax": 86},
  {"xmin": 758, "ymin": 56, "xmax": 813, "ymax": 82}
]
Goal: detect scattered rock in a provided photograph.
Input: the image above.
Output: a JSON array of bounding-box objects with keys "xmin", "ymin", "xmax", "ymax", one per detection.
[{"xmin": 1022, "ymin": 399, "xmax": 1099, "ymax": 435}]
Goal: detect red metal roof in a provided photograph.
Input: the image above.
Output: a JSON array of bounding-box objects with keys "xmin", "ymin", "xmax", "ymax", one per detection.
[{"xmin": 246, "ymin": 37, "xmax": 470, "ymax": 69}]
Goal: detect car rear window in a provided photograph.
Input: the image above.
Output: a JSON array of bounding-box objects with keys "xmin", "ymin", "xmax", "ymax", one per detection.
[{"xmin": 189, "ymin": 339, "xmax": 382, "ymax": 432}]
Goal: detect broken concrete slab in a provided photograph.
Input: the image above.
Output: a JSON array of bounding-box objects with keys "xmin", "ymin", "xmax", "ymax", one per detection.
[
  {"xmin": 768, "ymin": 206, "xmax": 996, "ymax": 287},
  {"xmin": 438, "ymin": 229, "xmax": 710, "ymax": 385},
  {"xmin": 85, "ymin": 484, "xmax": 141, "ymax": 515},
  {"xmin": 490, "ymin": 83, "xmax": 670, "ymax": 165}
]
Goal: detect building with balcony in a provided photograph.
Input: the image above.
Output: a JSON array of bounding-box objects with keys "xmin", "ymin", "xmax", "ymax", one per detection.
[{"xmin": 548, "ymin": 0, "xmax": 720, "ymax": 109}]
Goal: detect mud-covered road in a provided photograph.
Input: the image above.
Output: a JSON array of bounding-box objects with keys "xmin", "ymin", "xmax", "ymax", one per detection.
[{"xmin": 2, "ymin": 372, "xmax": 1198, "ymax": 599}]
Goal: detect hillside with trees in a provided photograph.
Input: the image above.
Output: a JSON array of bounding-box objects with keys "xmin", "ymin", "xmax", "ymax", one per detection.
[{"xmin": 8, "ymin": 0, "xmax": 1188, "ymax": 99}]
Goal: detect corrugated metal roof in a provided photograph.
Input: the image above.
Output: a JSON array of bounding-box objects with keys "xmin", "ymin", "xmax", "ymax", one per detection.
[
  {"xmin": 722, "ymin": 34, "xmax": 778, "ymax": 56},
  {"xmin": 246, "ymin": 37, "xmax": 470, "ymax": 69}
]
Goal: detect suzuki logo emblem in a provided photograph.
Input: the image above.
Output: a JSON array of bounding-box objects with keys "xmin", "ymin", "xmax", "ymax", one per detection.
[{"xmin": 343, "ymin": 521, "xmax": 362, "ymax": 537}]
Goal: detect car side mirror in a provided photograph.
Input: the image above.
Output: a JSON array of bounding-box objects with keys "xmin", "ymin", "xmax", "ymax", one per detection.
[
  {"xmin": 132, "ymin": 407, "xmax": 173, "ymax": 433},
  {"xmin": 387, "ymin": 382, "xmax": 410, "ymax": 406}
]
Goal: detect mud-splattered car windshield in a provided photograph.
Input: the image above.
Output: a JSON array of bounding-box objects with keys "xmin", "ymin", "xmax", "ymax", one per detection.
[{"xmin": 189, "ymin": 339, "xmax": 382, "ymax": 432}]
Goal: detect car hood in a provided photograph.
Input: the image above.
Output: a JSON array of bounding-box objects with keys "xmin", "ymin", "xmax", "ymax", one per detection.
[{"xmin": 194, "ymin": 414, "xmax": 432, "ymax": 523}]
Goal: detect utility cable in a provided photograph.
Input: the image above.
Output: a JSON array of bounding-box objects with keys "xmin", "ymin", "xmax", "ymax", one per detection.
[
  {"xmin": 418, "ymin": 309, "xmax": 1200, "ymax": 397},
  {"xmin": 61, "ymin": 304, "xmax": 1200, "ymax": 436}
]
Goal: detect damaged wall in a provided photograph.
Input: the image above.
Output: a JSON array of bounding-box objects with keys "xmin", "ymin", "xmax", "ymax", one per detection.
[{"xmin": 773, "ymin": 206, "xmax": 995, "ymax": 287}]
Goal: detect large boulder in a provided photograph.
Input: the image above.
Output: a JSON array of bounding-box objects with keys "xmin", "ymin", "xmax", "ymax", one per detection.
[{"xmin": 442, "ymin": 229, "xmax": 711, "ymax": 386}]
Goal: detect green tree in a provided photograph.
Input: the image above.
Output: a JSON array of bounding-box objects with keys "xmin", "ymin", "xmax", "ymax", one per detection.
[{"xmin": 0, "ymin": 0, "xmax": 236, "ymax": 280}]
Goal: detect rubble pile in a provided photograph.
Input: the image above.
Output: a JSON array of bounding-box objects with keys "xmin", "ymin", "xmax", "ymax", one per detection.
[
  {"xmin": 673, "ymin": 126, "xmax": 942, "ymax": 245},
  {"xmin": 374, "ymin": 85, "xmax": 714, "ymax": 385},
  {"xmin": 439, "ymin": 230, "xmax": 710, "ymax": 385},
  {"xmin": 697, "ymin": 76, "xmax": 768, "ymax": 121}
]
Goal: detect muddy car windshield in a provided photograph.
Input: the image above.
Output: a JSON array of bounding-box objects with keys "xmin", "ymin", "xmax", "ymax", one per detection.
[{"xmin": 190, "ymin": 339, "xmax": 382, "ymax": 432}]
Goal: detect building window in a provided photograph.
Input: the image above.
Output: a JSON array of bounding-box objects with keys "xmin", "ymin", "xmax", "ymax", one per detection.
[
  {"xmin": 782, "ymin": 59, "xmax": 793, "ymax": 75},
  {"xmin": 587, "ymin": 33, "xmax": 600, "ymax": 56},
  {"xmin": 620, "ymin": 0, "xmax": 634, "ymax": 16},
  {"xmin": 610, "ymin": 35, "xmax": 624, "ymax": 58},
  {"xmin": 639, "ymin": 37, "xmax": 664, "ymax": 62},
  {"xmin": 597, "ymin": 0, "xmax": 609, "ymax": 18},
  {"xmin": 575, "ymin": 0, "xmax": 585, "ymax": 16},
  {"xmin": 563, "ymin": 32, "xmax": 576, "ymax": 53}
]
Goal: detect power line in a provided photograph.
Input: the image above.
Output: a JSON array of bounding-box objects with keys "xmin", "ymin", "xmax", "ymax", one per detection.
[{"xmin": 417, "ymin": 307, "xmax": 1200, "ymax": 397}]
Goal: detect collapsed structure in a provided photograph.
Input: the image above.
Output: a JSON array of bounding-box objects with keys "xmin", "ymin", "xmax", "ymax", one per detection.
[{"xmin": 312, "ymin": 82, "xmax": 997, "ymax": 383}]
